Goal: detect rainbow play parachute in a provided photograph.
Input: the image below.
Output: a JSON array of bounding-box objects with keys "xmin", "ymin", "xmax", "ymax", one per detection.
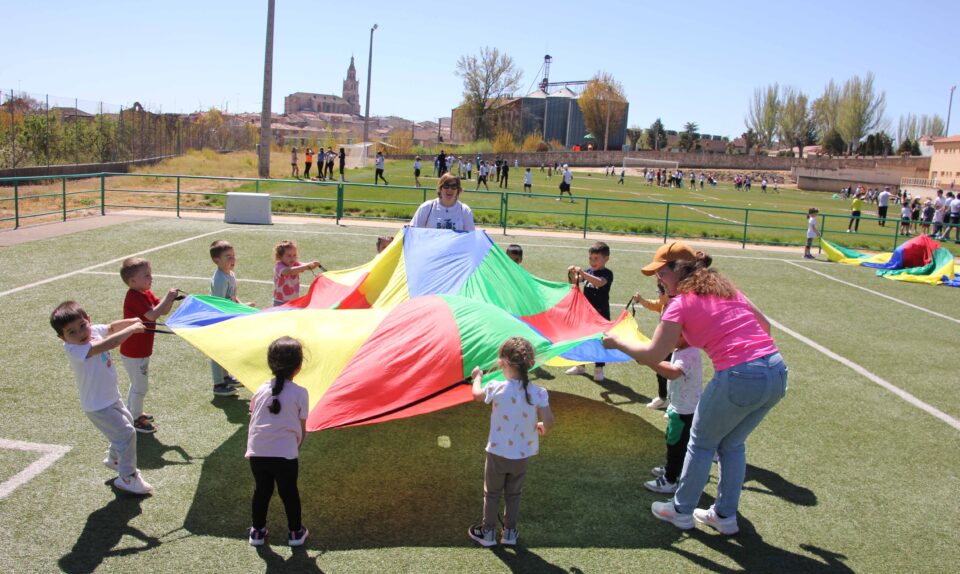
[
  {"xmin": 820, "ymin": 235, "xmax": 959, "ymax": 286},
  {"xmin": 167, "ymin": 227, "xmax": 648, "ymax": 430}
]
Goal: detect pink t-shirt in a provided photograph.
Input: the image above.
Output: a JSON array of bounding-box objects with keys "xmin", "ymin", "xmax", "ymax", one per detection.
[
  {"xmin": 660, "ymin": 290, "xmax": 777, "ymax": 371},
  {"xmin": 273, "ymin": 261, "xmax": 302, "ymax": 303},
  {"xmin": 246, "ymin": 379, "xmax": 309, "ymax": 460}
]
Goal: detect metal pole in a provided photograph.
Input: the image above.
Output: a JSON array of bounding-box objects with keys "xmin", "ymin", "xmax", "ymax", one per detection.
[
  {"xmin": 176, "ymin": 176, "xmax": 181, "ymax": 218},
  {"xmin": 741, "ymin": 209, "xmax": 750, "ymax": 248},
  {"xmin": 663, "ymin": 203, "xmax": 670, "ymax": 241},
  {"xmin": 13, "ymin": 181, "xmax": 19, "ymax": 229},
  {"xmin": 258, "ymin": 0, "xmax": 275, "ymax": 178},
  {"xmin": 946, "ymin": 85, "xmax": 956, "ymax": 136},
  {"xmin": 361, "ymin": 24, "xmax": 378, "ymax": 159},
  {"xmin": 582, "ymin": 198, "xmax": 589, "ymax": 238},
  {"xmin": 100, "ymin": 174, "xmax": 105, "ymax": 216},
  {"xmin": 62, "ymin": 177, "xmax": 67, "ymax": 221}
]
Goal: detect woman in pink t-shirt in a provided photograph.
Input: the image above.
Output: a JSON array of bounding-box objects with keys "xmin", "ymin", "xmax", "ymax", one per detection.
[{"xmin": 604, "ymin": 242, "xmax": 786, "ymax": 536}]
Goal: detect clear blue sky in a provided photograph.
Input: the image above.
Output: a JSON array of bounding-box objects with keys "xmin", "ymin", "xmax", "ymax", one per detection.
[{"xmin": 5, "ymin": 0, "xmax": 957, "ymax": 139}]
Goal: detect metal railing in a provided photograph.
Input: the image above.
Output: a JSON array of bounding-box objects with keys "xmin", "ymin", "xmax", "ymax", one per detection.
[{"xmin": 2, "ymin": 172, "xmax": 958, "ymax": 255}]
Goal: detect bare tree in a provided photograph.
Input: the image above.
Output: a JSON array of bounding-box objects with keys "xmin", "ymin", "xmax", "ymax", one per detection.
[
  {"xmin": 811, "ymin": 79, "xmax": 841, "ymax": 145},
  {"xmin": 745, "ymin": 84, "xmax": 780, "ymax": 150},
  {"xmin": 578, "ymin": 72, "xmax": 628, "ymax": 151},
  {"xmin": 836, "ymin": 72, "xmax": 886, "ymax": 153},
  {"xmin": 778, "ymin": 86, "xmax": 811, "ymax": 157},
  {"xmin": 455, "ymin": 47, "xmax": 522, "ymax": 141}
]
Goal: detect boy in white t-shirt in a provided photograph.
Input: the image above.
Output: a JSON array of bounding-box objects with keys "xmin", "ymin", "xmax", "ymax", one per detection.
[
  {"xmin": 50, "ymin": 301, "xmax": 154, "ymax": 495},
  {"xmin": 804, "ymin": 207, "xmax": 820, "ymax": 259},
  {"xmin": 644, "ymin": 338, "xmax": 703, "ymax": 494},
  {"xmin": 523, "ymin": 168, "xmax": 533, "ymax": 196}
]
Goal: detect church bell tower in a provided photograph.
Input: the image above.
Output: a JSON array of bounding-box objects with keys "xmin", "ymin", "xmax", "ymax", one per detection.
[{"xmin": 343, "ymin": 56, "xmax": 360, "ymax": 116}]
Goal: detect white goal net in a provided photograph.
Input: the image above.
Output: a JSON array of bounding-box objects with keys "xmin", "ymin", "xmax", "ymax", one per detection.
[{"xmin": 622, "ymin": 156, "xmax": 680, "ymax": 176}]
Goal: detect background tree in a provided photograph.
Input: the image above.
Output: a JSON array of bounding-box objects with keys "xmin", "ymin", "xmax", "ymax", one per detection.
[
  {"xmin": 455, "ymin": 47, "xmax": 522, "ymax": 141},
  {"xmin": 625, "ymin": 126, "xmax": 644, "ymax": 150},
  {"xmin": 745, "ymin": 84, "xmax": 780, "ymax": 150},
  {"xmin": 646, "ymin": 118, "xmax": 667, "ymax": 150},
  {"xmin": 822, "ymin": 129, "xmax": 846, "ymax": 156},
  {"xmin": 577, "ymin": 72, "xmax": 628, "ymax": 151},
  {"xmin": 492, "ymin": 129, "xmax": 517, "ymax": 153},
  {"xmin": 811, "ymin": 79, "xmax": 841, "ymax": 145},
  {"xmin": 898, "ymin": 113, "xmax": 945, "ymax": 143},
  {"xmin": 836, "ymin": 72, "xmax": 886, "ymax": 154},
  {"xmin": 678, "ymin": 121, "xmax": 700, "ymax": 152},
  {"xmin": 740, "ymin": 128, "xmax": 758, "ymax": 155},
  {"xmin": 520, "ymin": 132, "xmax": 542, "ymax": 152},
  {"xmin": 778, "ymin": 87, "xmax": 811, "ymax": 158}
]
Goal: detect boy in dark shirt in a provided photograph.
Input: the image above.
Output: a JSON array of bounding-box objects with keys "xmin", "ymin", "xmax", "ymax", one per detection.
[{"xmin": 566, "ymin": 241, "xmax": 613, "ymax": 382}]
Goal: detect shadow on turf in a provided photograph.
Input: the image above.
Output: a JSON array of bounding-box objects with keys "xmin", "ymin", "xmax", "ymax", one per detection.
[
  {"xmin": 667, "ymin": 495, "xmax": 852, "ymax": 572},
  {"xmin": 58, "ymin": 492, "xmax": 160, "ymax": 574},
  {"xmin": 137, "ymin": 433, "xmax": 195, "ymax": 470},
  {"xmin": 255, "ymin": 545, "xmax": 325, "ymax": 573},
  {"xmin": 744, "ymin": 464, "xmax": 817, "ymax": 507}
]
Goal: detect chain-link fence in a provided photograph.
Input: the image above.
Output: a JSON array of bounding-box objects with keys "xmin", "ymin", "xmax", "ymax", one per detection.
[{"xmin": 0, "ymin": 89, "xmax": 259, "ymax": 169}]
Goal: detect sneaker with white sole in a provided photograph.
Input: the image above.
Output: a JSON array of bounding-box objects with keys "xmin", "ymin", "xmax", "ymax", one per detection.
[
  {"xmin": 467, "ymin": 523, "xmax": 496, "ymax": 547},
  {"xmin": 646, "ymin": 397, "xmax": 668, "ymax": 410},
  {"xmin": 288, "ymin": 526, "xmax": 309, "ymax": 547},
  {"xmin": 114, "ymin": 470, "xmax": 153, "ymax": 495},
  {"xmin": 500, "ymin": 527, "xmax": 519, "ymax": 546},
  {"xmin": 133, "ymin": 415, "xmax": 156, "ymax": 434},
  {"xmin": 644, "ymin": 476, "xmax": 678, "ymax": 494},
  {"xmin": 565, "ymin": 365, "xmax": 587, "ymax": 376},
  {"xmin": 248, "ymin": 526, "xmax": 267, "ymax": 546},
  {"xmin": 650, "ymin": 465, "xmax": 665, "ymax": 478},
  {"xmin": 213, "ymin": 383, "xmax": 238, "ymax": 397},
  {"xmin": 593, "ymin": 367, "xmax": 604, "ymax": 382},
  {"xmin": 694, "ymin": 506, "xmax": 739, "ymax": 535},
  {"xmin": 651, "ymin": 500, "xmax": 694, "ymax": 530}
]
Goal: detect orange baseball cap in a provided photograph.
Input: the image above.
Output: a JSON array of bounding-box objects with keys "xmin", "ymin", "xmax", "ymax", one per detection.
[{"xmin": 641, "ymin": 242, "xmax": 697, "ymax": 276}]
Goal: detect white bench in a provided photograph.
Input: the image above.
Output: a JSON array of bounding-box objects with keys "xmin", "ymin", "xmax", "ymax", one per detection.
[{"xmin": 224, "ymin": 192, "xmax": 272, "ymax": 225}]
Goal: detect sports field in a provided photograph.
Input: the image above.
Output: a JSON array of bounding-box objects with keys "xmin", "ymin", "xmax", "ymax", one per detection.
[{"xmin": 0, "ymin": 215, "xmax": 958, "ymax": 573}]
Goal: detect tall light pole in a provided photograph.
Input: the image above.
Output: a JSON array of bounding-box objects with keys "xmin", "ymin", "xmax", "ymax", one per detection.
[
  {"xmin": 257, "ymin": 0, "xmax": 275, "ymax": 178},
  {"xmin": 362, "ymin": 23, "xmax": 378, "ymax": 163},
  {"xmin": 947, "ymin": 85, "xmax": 956, "ymax": 137}
]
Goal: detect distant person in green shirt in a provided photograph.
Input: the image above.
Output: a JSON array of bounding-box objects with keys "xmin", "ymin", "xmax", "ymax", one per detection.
[{"xmin": 847, "ymin": 192, "xmax": 864, "ymax": 233}]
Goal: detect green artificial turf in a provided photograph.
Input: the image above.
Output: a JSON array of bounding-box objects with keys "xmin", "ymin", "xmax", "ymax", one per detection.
[{"xmin": 0, "ymin": 218, "xmax": 957, "ymax": 573}]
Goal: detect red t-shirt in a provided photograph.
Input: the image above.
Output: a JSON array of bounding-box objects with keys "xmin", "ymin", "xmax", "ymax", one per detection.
[{"xmin": 120, "ymin": 289, "xmax": 160, "ymax": 358}]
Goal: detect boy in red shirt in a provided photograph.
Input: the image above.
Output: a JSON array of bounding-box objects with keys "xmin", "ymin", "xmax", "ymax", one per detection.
[{"xmin": 119, "ymin": 258, "xmax": 179, "ymax": 433}]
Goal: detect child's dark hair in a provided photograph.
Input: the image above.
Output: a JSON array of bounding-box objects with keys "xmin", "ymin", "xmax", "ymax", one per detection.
[
  {"xmin": 588, "ymin": 241, "xmax": 610, "ymax": 257},
  {"xmin": 808, "ymin": 207, "xmax": 819, "ymax": 215},
  {"xmin": 209, "ymin": 240, "xmax": 233, "ymax": 260},
  {"xmin": 50, "ymin": 301, "xmax": 87, "ymax": 336},
  {"xmin": 266, "ymin": 336, "xmax": 303, "ymax": 414},
  {"xmin": 274, "ymin": 240, "xmax": 296, "ymax": 261},
  {"xmin": 120, "ymin": 257, "xmax": 150, "ymax": 285},
  {"xmin": 499, "ymin": 337, "xmax": 536, "ymax": 405},
  {"xmin": 506, "ymin": 244, "xmax": 523, "ymax": 259}
]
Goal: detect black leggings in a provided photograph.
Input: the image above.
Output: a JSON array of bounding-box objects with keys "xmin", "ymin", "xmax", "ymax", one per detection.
[
  {"xmin": 655, "ymin": 351, "xmax": 672, "ymax": 399},
  {"xmin": 665, "ymin": 412, "xmax": 694, "ymax": 483},
  {"xmin": 250, "ymin": 456, "xmax": 301, "ymax": 531},
  {"xmin": 304, "ymin": 162, "xmax": 312, "ymax": 179}
]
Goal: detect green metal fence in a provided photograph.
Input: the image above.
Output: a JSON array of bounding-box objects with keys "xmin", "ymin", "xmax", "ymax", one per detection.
[{"xmin": 2, "ymin": 172, "xmax": 958, "ymax": 255}]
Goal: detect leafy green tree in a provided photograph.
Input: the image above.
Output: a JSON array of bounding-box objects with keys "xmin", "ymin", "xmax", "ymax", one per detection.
[
  {"xmin": 745, "ymin": 84, "xmax": 780, "ymax": 150},
  {"xmin": 836, "ymin": 72, "xmax": 886, "ymax": 154},
  {"xmin": 740, "ymin": 128, "xmax": 758, "ymax": 155},
  {"xmin": 647, "ymin": 118, "xmax": 667, "ymax": 150},
  {"xmin": 455, "ymin": 47, "xmax": 523, "ymax": 141},
  {"xmin": 811, "ymin": 80, "xmax": 840, "ymax": 143},
  {"xmin": 778, "ymin": 87, "xmax": 811, "ymax": 158},
  {"xmin": 822, "ymin": 129, "xmax": 846, "ymax": 156},
  {"xmin": 577, "ymin": 72, "xmax": 628, "ymax": 151},
  {"xmin": 678, "ymin": 121, "xmax": 699, "ymax": 152}
]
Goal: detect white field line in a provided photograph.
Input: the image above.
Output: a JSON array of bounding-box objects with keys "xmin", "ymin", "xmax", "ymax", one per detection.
[
  {"xmin": 0, "ymin": 438, "xmax": 71, "ymax": 500},
  {"xmin": 0, "ymin": 229, "xmax": 228, "ymax": 299},
  {"xmin": 782, "ymin": 260, "xmax": 960, "ymax": 325},
  {"xmin": 766, "ymin": 317, "xmax": 960, "ymax": 432},
  {"xmin": 81, "ymin": 270, "xmax": 273, "ymax": 286}
]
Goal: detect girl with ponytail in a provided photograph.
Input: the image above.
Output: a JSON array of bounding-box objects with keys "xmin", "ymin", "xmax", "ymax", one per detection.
[
  {"xmin": 467, "ymin": 337, "xmax": 555, "ymax": 548},
  {"xmin": 605, "ymin": 241, "xmax": 786, "ymax": 536},
  {"xmin": 245, "ymin": 337, "xmax": 310, "ymax": 547}
]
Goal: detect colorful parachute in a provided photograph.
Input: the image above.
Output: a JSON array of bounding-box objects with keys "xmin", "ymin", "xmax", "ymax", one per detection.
[
  {"xmin": 821, "ymin": 236, "xmax": 959, "ymax": 286},
  {"xmin": 168, "ymin": 227, "xmax": 649, "ymax": 430}
]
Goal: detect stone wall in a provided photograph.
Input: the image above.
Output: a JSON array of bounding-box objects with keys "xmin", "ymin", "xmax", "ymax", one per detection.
[{"xmin": 0, "ymin": 156, "xmax": 175, "ymax": 184}]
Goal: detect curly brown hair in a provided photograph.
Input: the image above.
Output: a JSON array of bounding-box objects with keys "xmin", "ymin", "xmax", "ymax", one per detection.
[
  {"xmin": 499, "ymin": 337, "xmax": 536, "ymax": 405},
  {"xmin": 673, "ymin": 252, "xmax": 738, "ymax": 298}
]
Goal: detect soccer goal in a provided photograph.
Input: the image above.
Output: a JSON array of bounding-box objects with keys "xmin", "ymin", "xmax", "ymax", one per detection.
[{"xmin": 622, "ymin": 156, "xmax": 679, "ymax": 176}]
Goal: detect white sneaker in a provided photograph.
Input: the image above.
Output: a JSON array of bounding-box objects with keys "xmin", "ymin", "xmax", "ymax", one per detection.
[
  {"xmin": 651, "ymin": 500, "xmax": 694, "ymax": 530},
  {"xmin": 114, "ymin": 470, "xmax": 154, "ymax": 495},
  {"xmin": 565, "ymin": 365, "xmax": 587, "ymax": 376},
  {"xmin": 644, "ymin": 476, "xmax": 678, "ymax": 494},
  {"xmin": 693, "ymin": 506, "xmax": 739, "ymax": 535},
  {"xmin": 593, "ymin": 367, "xmax": 604, "ymax": 382},
  {"xmin": 102, "ymin": 457, "xmax": 119, "ymax": 471},
  {"xmin": 646, "ymin": 397, "xmax": 668, "ymax": 410},
  {"xmin": 650, "ymin": 465, "xmax": 666, "ymax": 477},
  {"xmin": 500, "ymin": 527, "xmax": 519, "ymax": 546}
]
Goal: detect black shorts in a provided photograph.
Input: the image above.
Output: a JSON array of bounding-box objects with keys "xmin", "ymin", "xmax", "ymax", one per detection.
[
  {"xmin": 559, "ymin": 182, "xmax": 570, "ymax": 192},
  {"xmin": 414, "ymin": 168, "xmax": 421, "ymax": 177},
  {"xmin": 478, "ymin": 175, "xmax": 487, "ymax": 183},
  {"xmin": 878, "ymin": 206, "xmax": 889, "ymax": 218}
]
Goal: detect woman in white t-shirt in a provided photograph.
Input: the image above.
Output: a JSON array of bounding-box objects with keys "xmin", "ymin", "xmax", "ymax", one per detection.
[{"xmin": 410, "ymin": 173, "xmax": 476, "ymax": 231}]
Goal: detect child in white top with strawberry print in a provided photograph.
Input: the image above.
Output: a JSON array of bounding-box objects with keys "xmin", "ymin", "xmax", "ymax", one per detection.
[
  {"xmin": 272, "ymin": 240, "xmax": 321, "ymax": 307},
  {"xmin": 467, "ymin": 337, "xmax": 555, "ymax": 548}
]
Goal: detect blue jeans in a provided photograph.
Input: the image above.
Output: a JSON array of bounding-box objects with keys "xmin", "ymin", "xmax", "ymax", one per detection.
[{"xmin": 672, "ymin": 352, "xmax": 787, "ymax": 517}]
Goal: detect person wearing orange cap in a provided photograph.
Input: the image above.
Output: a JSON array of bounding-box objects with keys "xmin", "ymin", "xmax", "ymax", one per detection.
[{"xmin": 603, "ymin": 241, "xmax": 786, "ymax": 536}]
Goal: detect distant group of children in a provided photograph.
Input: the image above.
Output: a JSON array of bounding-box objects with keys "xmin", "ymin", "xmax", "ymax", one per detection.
[{"xmin": 53, "ymin": 231, "xmax": 712, "ymax": 550}]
